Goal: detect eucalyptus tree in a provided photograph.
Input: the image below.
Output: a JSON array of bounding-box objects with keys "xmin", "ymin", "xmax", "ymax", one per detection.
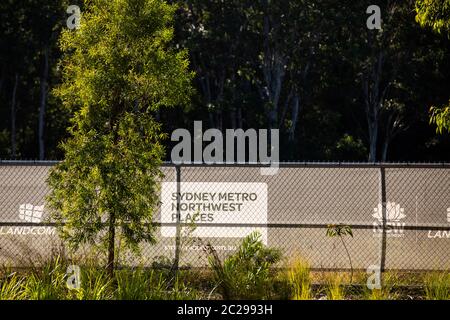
[
  {"xmin": 47, "ymin": 0, "xmax": 193, "ymax": 276},
  {"xmin": 339, "ymin": 0, "xmax": 420, "ymax": 161}
]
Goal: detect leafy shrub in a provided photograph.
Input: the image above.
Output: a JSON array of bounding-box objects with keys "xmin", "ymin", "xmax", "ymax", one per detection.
[{"xmin": 207, "ymin": 231, "xmax": 281, "ymax": 299}]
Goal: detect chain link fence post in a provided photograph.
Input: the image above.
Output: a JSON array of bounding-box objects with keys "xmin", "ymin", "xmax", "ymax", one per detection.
[
  {"xmin": 378, "ymin": 166, "xmax": 387, "ymax": 279},
  {"xmin": 171, "ymin": 165, "xmax": 182, "ymax": 273}
]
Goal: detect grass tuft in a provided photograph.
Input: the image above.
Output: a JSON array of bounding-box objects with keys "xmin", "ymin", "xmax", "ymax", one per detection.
[
  {"xmin": 424, "ymin": 272, "xmax": 450, "ymax": 300},
  {"xmin": 286, "ymin": 257, "xmax": 312, "ymax": 300}
]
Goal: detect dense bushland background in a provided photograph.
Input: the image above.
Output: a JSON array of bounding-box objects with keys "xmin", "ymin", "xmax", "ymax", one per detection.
[{"xmin": 1, "ymin": 0, "xmax": 450, "ymax": 162}]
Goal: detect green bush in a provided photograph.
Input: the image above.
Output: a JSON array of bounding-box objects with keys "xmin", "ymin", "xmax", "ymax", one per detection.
[{"xmin": 207, "ymin": 231, "xmax": 281, "ymax": 299}]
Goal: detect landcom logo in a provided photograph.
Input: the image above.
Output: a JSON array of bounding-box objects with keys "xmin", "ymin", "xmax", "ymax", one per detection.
[{"xmin": 0, "ymin": 204, "xmax": 55, "ymax": 236}]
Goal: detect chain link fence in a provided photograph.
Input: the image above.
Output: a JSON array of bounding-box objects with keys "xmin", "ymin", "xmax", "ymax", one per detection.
[{"xmin": 0, "ymin": 161, "xmax": 449, "ymax": 271}]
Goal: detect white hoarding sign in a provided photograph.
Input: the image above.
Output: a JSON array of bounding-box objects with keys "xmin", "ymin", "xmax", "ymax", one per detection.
[{"xmin": 160, "ymin": 182, "xmax": 268, "ymax": 244}]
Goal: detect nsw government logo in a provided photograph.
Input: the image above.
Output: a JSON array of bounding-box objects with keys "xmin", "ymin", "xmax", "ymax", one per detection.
[
  {"xmin": 372, "ymin": 202, "xmax": 406, "ymax": 237},
  {"xmin": 0, "ymin": 204, "xmax": 55, "ymax": 236}
]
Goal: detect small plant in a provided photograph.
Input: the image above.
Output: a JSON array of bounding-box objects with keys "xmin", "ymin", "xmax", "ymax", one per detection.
[
  {"xmin": 172, "ymin": 211, "xmax": 200, "ymax": 276},
  {"xmin": 326, "ymin": 224, "xmax": 354, "ymax": 283},
  {"xmin": 424, "ymin": 272, "xmax": 450, "ymax": 300},
  {"xmin": 206, "ymin": 231, "xmax": 281, "ymax": 299},
  {"xmin": 286, "ymin": 257, "xmax": 312, "ymax": 300}
]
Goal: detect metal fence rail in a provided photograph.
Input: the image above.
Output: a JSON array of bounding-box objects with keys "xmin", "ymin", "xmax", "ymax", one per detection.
[{"xmin": 0, "ymin": 161, "xmax": 449, "ymax": 271}]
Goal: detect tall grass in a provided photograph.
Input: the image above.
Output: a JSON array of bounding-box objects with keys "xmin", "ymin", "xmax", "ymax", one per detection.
[
  {"xmin": 424, "ymin": 272, "xmax": 450, "ymax": 300},
  {"xmin": 3, "ymin": 253, "xmax": 448, "ymax": 300},
  {"xmin": 286, "ymin": 258, "xmax": 312, "ymax": 300},
  {"xmin": 0, "ymin": 273, "xmax": 25, "ymax": 300},
  {"xmin": 362, "ymin": 271, "xmax": 399, "ymax": 300},
  {"xmin": 115, "ymin": 268, "xmax": 149, "ymax": 300},
  {"xmin": 114, "ymin": 268, "xmax": 199, "ymax": 300},
  {"xmin": 324, "ymin": 272, "xmax": 345, "ymax": 300},
  {"xmin": 23, "ymin": 256, "xmax": 67, "ymax": 300},
  {"xmin": 167, "ymin": 273, "xmax": 200, "ymax": 300},
  {"xmin": 0, "ymin": 255, "xmax": 202, "ymax": 300},
  {"xmin": 73, "ymin": 267, "xmax": 113, "ymax": 300}
]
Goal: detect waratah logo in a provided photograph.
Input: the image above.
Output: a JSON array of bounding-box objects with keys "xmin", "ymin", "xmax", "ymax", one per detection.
[
  {"xmin": 0, "ymin": 204, "xmax": 54, "ymax": 236},
  {"xmin": 372, "ymin": 202, "xmax": 406, "ymax": 222},
  {"xmin": 372, "ymin": 202, "xmax": 406, "ymax": 237}
]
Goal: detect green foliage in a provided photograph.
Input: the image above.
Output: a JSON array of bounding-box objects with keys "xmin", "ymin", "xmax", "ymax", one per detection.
[
  {"xmin": 324, "ymin": 272, "xmax": 345, "ymax": 300},
  {"xmin": 362, "ymin": 287, "xmax": 392, "ymax": 300},
  {"xmin": 416, "ymin": 1, "xmax": 450, "ymax": 134},
  {"xmin": 362, "ymin": 272, "xmax": 400, "ymax": 300},
  {"xmin": 207, "ymin": 231, "xmax": 281, "ymax": 300},
  {"xmin": 424, "ymin": 272, "xmax": 450, "ymax": 300},
  {"xmin": 333, "ymin": 134, "xmax": 368, "ymax": 161},
  {"xmin": 0, "ymin": 273, "xmax": 25, "ymax": 300},
  {"xmin": 55, "ymin": 0, "xmax": 193, "ymax": 113},
  {"xmin": 113, "ymin": 268, "xmax": 198, "ymax": 300},
  {"xmin": 46, "ymin": 0, "xmax": 194, "ymax": 270},
  {"xmin": 0, "ymin": 257, "xmax": 449, "ymax": 300},
  {"xmin": 73, "ymin": 267, "xmax": 113, "ymax": 300},
  {"xmin": 416, "ymin": 0, "xmax": 450, "ymax": 35},
  {"xmin": 430, "ymin": 104, "xmax": 450, "ymax": 134},
  {"xmin": 2, "ymin": 0, "xmax": 450, "ymax": 161},
  {"xmin": 23, "ymin": 256, "xmax": 67, "ymax": 300},
  {"xmin": 286, "ymin": 257, "xmax": 312, "ymax": 300},
  {"xmin": 0, "ymin": 257, "xmax": 201, "ymax": 300},
  {"xmin": 167, "ymin": 274, "xmax": 200, "ymax": 300},
  {"xmin": 326, "ymin": 224, "xmax": 353, "ymax": 238},
  {"xmin": 115, "ymin": 268, "xmax": 150, "ymax": 300}
]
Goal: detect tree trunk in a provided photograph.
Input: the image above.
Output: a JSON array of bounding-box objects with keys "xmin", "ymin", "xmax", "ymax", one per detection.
[
  {"xmin": 107, "ymin": 210, "xmax": 116, "ymax": 278},
  {"xmin": 0, "ymin": 64, "xmax": 5, "ymax": 94},
  {"xmin": 11, "ymin": 73, "xmax": 18, "ymax": 159},
  {"xmin": 172, "ymin": 166, "xmax": 181, "ymax": 278},
  {"xmin": 381, "ymin": 139, "xmax": 389, "ymax": 162},
  {"xmin": 363, "ymin": 49, "xmax": 385, "ymax": 163},
  {"xmin": 38, "ymin": 47, "xmax": 49, "ymax": 160},
  {"xmin": 237, "ymin": 104, "xmax": 242, "ymax": 128},
  {"xmin": 288, "ymin": 93, "xmax": 300, "ymax": 142},
  {"xmin": 260, "ymin": 2, "xmax": 285, "ymax": 131},
  {"xmin": 368, "ymin": 119, "xmax": 378, "ymax": 162}
]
